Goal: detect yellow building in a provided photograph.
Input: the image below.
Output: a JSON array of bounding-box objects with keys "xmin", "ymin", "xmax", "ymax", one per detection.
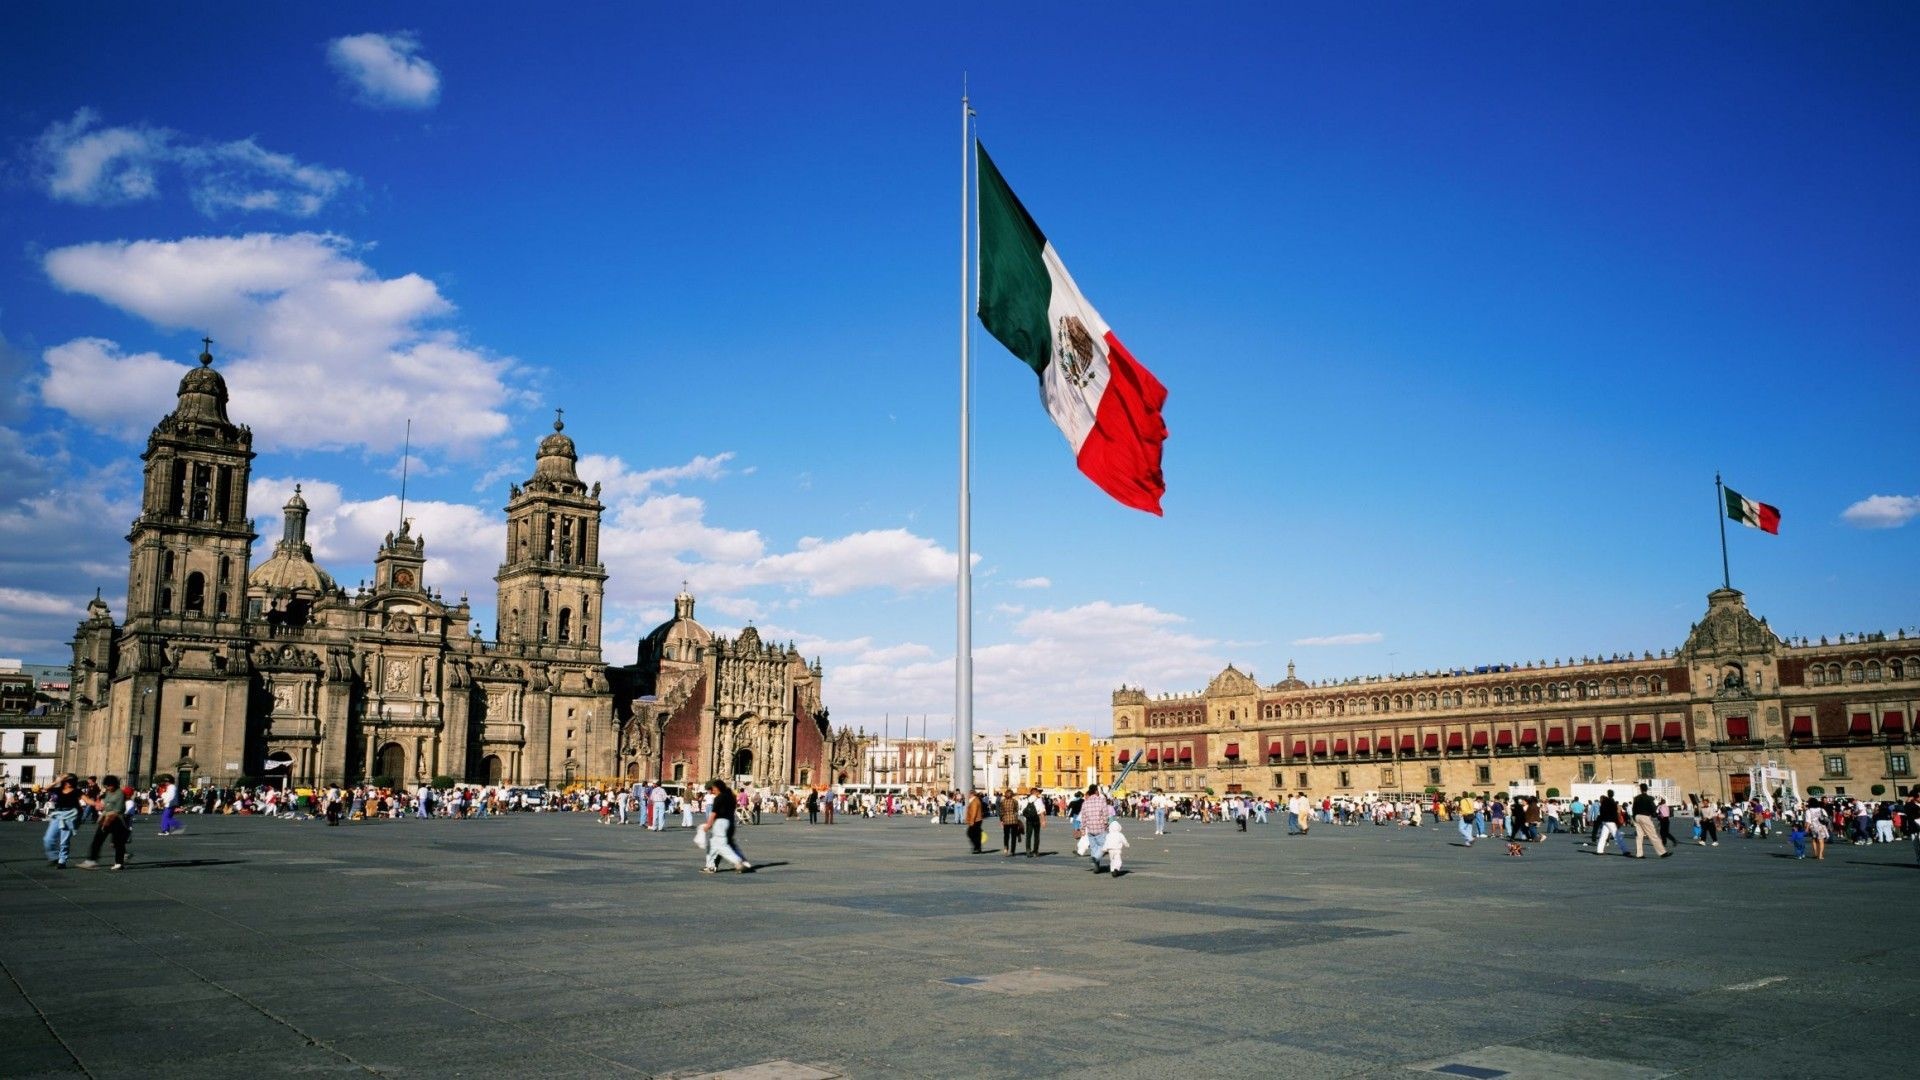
[{"xmin": 1015, "ymin": 726, "xmax": 1117, "ymax": 792}]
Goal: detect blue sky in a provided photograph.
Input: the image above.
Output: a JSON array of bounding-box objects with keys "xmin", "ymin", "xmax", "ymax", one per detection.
[{"xmin": 3, "ymin": 3, "xmax": 1916, "ymax": 735}]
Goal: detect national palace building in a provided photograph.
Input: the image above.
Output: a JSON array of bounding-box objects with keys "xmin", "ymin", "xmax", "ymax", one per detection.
[
  {"xmin": 62, "ymin": 345, "xmax": 849, "ymax": 791},
  {"xmin": 1111, "ymin": 587, "xmax": 1917, "ymax": 803}
]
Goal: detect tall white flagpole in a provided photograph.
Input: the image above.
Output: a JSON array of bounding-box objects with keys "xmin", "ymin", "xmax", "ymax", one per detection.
[{"xmin": 956, "ymin": 85, "xmax": 975, "ymax": 794}]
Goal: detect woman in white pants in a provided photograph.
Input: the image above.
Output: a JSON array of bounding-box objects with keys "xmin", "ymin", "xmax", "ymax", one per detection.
[{"xmin": 701, "ymin": 779, "xmax": 752, "ymax": 874}]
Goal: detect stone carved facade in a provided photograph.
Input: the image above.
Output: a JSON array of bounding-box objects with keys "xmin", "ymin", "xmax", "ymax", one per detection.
[
  {"xmin": 1113, "ymin": 589, "xmax": 1919, "ymax": 803},
  {"xmin": 63, "ymin": 346, "xmax": 850, "ymax": 789},
  {"xmin": 618, "ymin": 592, "xmax": 832, "ymax": 789}
]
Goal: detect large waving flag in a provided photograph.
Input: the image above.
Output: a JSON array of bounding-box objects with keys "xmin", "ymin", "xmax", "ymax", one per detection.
[
  {"xmin": 1724, "ymin": 485, "xmax": 1781, "ymax": 534},
  {"xmin": 976, "ymin": 143, "xmax": 1168, "ymax": 515}
]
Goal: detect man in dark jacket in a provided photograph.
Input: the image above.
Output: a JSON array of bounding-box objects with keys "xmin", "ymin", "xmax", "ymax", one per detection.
[{"xmin": 1631, "ymin": 783, "xmax": 1670, "ymax": 858}]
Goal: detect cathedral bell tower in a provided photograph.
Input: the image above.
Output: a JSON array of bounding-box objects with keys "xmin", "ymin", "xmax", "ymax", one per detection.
[
  {"xmin": 126, "ymin": 341, "xmax": 257, "ymax": 631},
  {"xmin": 495, "ymin": 411, "xmax": 606, "ymax": 656}
]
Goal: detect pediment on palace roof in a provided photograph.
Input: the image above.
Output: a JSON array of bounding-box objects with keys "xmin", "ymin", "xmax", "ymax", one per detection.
[
  {"xmin": 1682, "ymin": 588, "xmax": 1781, "ymax": 659},
  {"xmin": 1206, "ymin": 664, "xmax": 1259, "ymax": 697}
]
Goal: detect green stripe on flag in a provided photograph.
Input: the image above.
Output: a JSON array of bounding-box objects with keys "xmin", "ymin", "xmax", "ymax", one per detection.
[{"xmin": 977, "ymin": 143, "xmax": 1053, "ymax": 377}]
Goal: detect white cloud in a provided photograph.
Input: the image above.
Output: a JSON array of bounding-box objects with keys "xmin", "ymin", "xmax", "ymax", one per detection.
[
  {"xmin": 750, "ymin": 530, "xmax": 959, "ymax": 598},
  {"xmin": 32, "ymin": 109, "xmax": 353, "ymax": 217},
  {"xmin": 577, "ymin": 451, "xmax": 734, "ymax": 501},
  {"xmin": 1841, "ymin": 494, "xmax": 1920, "ymax": 529},
  {"xmin": 42, "ymin": 233, "xmax": 518, "ymax": 453},
  {"xmin": 327, "ymin": 32, "xmax": 441, "ymax": 109},
  {"xmin": 1291, "ymin": 632, "xmax": 1385, "ymax": 646},
  {"xmin": 33, "ymin": 108, "xmax": 166, "ymax": 204},
  {"xmin": 1013, "ymin": 576, "xmax": 1051, "ymax": 589},
  {"xmin": 37, "ymin": 338, "xmax": 190, "ymax": 439},
  {"xmin": 0, "ymin": 586, "xmax": 83, "ymax": 618},
  {"xmin": 814, "ymin": 600, "xmax": 1224, "ymax": 734},
  {"xmin": 251, "ymin": 477, "xmax": 502, "ymax": 608},
  {"xmin": 0, "ymin": 463, "xmax": 142, "ymax": 658},
  {"xmin": 176, "ymin": 138, "xmax": 354, "ymax": 217}
]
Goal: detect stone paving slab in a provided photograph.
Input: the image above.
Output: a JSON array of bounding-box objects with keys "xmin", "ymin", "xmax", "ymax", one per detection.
[{"xmin": 3, "ymin": 814, "xmax": 1916, "ymax": 1078}]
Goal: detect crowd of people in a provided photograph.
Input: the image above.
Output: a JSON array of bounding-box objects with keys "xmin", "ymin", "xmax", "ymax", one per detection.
[{"xmin": 15, "ymin": 770, "xmax": 1920, "ymax": 874}]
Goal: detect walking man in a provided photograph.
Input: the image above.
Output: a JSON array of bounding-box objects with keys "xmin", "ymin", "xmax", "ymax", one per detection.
[
  {"xmin": 1632, "ymin": 783, "xmax": 1671, "ymax": 858},
  {"xmin": 650, "ymin": 782, "xmax": 669, "ymax": 831},
  {"xmin": 963, "ymin": 789, "xmax": 986, "ymax": 853},
  {"xmin": 1080, "ymin": 784, "xmax": 1115, "ymax": 873},
  {"xmin": 78, "ymin": 775, "xmax": 132, "ymax": 870}
]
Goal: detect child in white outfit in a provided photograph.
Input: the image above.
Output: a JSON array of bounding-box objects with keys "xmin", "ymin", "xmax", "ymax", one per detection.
[{"xmin": 1106, "ymin": 819, "xmax": 1130, "ymax": 875}]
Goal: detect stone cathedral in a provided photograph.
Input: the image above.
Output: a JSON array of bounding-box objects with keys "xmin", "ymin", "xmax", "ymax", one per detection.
[{"xmin": 63, "ymin": 345, "xmax": 841, "ymax": 790}]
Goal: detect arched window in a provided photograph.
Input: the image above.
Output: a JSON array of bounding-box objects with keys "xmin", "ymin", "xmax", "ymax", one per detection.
[
  {"xmin": 1828, "ymin": 663, "xmax": 1842, "ymax": 684},
  {"xmin": 1865, "ymin": 660, "xmax": 1881, "ymax": 682},
  {"xmin": 184, "ymin": 572, "xmax": 206, "ymax": 613},
  {"xmin": 1649, "ymin": 676, "xmax": 1663, "ymax": 694},
  {"xmin": 219, "ymin": 556, "xmax": 231, "ymax": 582},
  {"xmin": 1633, "ymin": 676, "xmax": 1648, "ymax": 695},
  {"xmin": 159, "ymin": 587, "xmax": 172, "ymax": 613},
  {"xmin": 1848, "ymin": 662, "xmax": 1864, "ymax": 683},
  {"xmin": 216, "ymin": 592, "xmax": 228, "ymax": 616},
  {"xmin": 557, "ymin": 608, "xmax": 572, "ymax": 643},
  {"xmin": 162, "ymin": 551, "xmax": 175, "ymax": 579}
]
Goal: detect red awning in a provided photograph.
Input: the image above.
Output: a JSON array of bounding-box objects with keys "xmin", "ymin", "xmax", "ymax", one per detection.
[
  {"xmin": 1850, "ymin": 713, "xmax": 1872, "ymax": 734},
  {"xmin": 1224, "ymin": 742, "xmax": 1240, "ymax": 758},
  {"xmin": 1447, "ymin": 732, "xmax": 1464, "ymax": 750},
  {"xmin": 1312, "ymin": 739, "xmax": 1328, "ymax": 756},
  {"xmin": 1178, "ymin": 746, "xmax": 1193, "ymax": 761},
  {"xmin": 1292, "ymin": 740, "xmax": 1307, "ymax": 757},
  {"xmin": 1573, "ymin": 725, "xmax": 1593, "ymax": 744},
  {"xmin": 1661, "ymin": 721, "xmax": 1683, "ymax": 741},
  {"xmin": 1495, "ymin": 730, "xmax": 1513, "ymax": 747},
  {"xmin": 1602, "ymin": 724, "xmax": 1623, "ymax": 743},
  {"xmin": 1400, "ymin": 734, "xmax": 1416, "ymax": 751},
  {"xmin": 1471, "ymin": 731, "xmax": 1489, "ymax": 748},
  {"xmin": 1268, "ymin": 741, "xmax": 1284, "ymax": 758},
  {"xmin": 1790, "ymin": 715, "xmax": 1812, "ymax": 736},
  {"xmin": 1424, "ymin": 733, "xmax": 1440, "ymax": 750},
  {"xmin": 1356, "ymin": 736, "xmax": 1372, "ymax": 754},
  {"xmin": 1146, "ymin": 749, "xmax": 1159, "ymax": 762},
  {"xmin": 1726, "ymin": 716, "xmax": 1750, "ymax": 740},
  {"xmin": 1631, "ymin": 723, "xmax": 1652, "ymax": 742},
  {"xmin": 1118, "ymin": 749, "xmax": 1131, "ymax": 763},
  {"xmin": 1885, "ymin": 712, "xmax": 1907, "ymax": 734},
  {"xmin": 1520, "ymin": 728, "xmax": 1539, "ymax": 746},
  {"xmin": 1333, "ymin": 738, "xmax": 1349, "ymax": 754}
]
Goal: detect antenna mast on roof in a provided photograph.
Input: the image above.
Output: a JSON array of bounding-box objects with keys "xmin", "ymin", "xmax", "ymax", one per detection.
[{"xmin": 398, "ymin": 418, "xmax": 412, "ymax": 533}]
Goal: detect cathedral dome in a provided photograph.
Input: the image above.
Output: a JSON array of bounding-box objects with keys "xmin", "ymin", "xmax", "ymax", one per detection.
[
  {"xmin": 248, "ymin": 548, "xmax": 337, "ymax": 596},
  {"xmin": 641, "ymin": 589, "xmax": 710, "ymax": 663}
]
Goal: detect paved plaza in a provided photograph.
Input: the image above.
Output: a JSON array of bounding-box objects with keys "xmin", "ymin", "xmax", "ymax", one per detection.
[{"xmin": 2, "ymin": 810, "xmax": 1914, "ymax": 1079}]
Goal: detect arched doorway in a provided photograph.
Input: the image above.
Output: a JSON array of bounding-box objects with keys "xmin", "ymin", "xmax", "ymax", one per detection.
[
  {"xmin": 481, "ymin": 754, "xmax": 503, "ymax": 784},
  {"xmin": 732, "ymin": 748, "xmax": 753, "ymax": 781},
  {"xmin": 264, "ymin": 751, "xmax": 294, "ymax": 789},
  {"xmin": 376, "ymin": 742, "xmax": 407, "ymax": 785},
  {"xmin": 624, "ymin": 761, "xmax": 639, "ymax": 780}
]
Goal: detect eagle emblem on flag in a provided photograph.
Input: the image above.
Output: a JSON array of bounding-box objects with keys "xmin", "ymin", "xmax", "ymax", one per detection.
[{"xmin": 1055, "ymin": 314, "xmax": 1097, "ymax": 388}]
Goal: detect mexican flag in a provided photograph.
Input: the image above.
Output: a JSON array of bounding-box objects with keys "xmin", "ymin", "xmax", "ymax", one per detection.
[
  {"xmin": 976, "ymin": 143, "xmax": 1168, "ymax": 515},
  {"xmin": 1724, "ymin": 485, "xmax": 1781, "ymax": 534}
]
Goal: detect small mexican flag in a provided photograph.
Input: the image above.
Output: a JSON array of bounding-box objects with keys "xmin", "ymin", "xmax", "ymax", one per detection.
[
  {"xmin": 1724, "ymin": 485, "xmax": 1781, "ymax": 534},
  {"xmin": 976, "ymin": 143, "xmax": 1168, "ymax": 515}
]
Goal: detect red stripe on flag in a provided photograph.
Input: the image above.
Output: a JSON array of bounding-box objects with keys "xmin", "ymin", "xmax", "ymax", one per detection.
[
  {"xmin": 1075, "ymin": 332, "xmax": 1168, "ymax": 515},
  {"xmin": 1756, "ymin": 501, "xmax": 1781, "ymax": 534}
]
